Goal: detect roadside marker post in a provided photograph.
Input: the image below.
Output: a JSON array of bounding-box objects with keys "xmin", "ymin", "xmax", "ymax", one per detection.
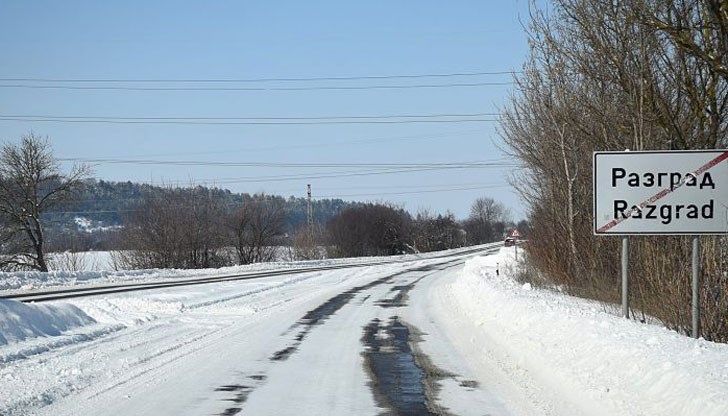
[
  {"xmin": 510, "ymin": 229, "xmax": 521, "ymax": 262},
  {"xmin": 593, "ymin": 150, "xmax": 728, "ymax": 337}
]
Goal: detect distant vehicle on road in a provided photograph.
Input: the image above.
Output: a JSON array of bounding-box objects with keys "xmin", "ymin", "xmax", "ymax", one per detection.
[{"xmin": 504, "ymin": 237, "xmax": 516, "ymax": 247}]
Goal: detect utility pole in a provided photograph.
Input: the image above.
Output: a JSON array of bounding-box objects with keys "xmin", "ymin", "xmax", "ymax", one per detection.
[{"xmin": 307, "ymin": 184, "xmax": 314, "ymax": 239}]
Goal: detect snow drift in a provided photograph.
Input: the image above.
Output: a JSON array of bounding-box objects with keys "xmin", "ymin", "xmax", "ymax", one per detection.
[{"xmin": 0, "ymin": 299, "xmax": 95, "ymax": 346}]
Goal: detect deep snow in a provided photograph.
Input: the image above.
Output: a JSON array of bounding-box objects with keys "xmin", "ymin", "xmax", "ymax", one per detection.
[{"xmin": 0, "ymin": 247, "xmax": 726, "ymax": 415}]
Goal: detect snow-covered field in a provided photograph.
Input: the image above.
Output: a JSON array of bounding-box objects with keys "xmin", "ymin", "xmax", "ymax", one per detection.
[{"xmin": 1, "ymin": 247, "xmax": 726, "ymax": 415}]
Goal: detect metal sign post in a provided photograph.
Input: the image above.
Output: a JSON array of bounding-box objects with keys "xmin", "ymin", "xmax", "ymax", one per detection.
[
  {"xmin": 622, "ymin": 236, "xmax": 629, "ymax": 318},
  {"xmin": 692, "ymin": 236, "xmax": 700, "ymax": 338},
  {"xmin": 593, "ymin": 150, "xmax": 728, "ymax": 337}
]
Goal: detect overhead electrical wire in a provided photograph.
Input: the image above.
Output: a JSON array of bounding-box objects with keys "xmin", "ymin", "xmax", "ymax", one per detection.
[
  {"xmin": 132, "ymin": 167, "xmax": 451, "ymax": 185},
  {"xmin": 0, "ymin": 117, "xmax": 500, "ymax": 125},
  {"xmin": 0, "ymin": 81, "xmax": 512, "ymax": 91},
  {"xmin": 3, "ymin": 112, "xmax": 501, "ymax": 121},
  {"xmin": 316, "ymin": 184, "xmax": 509, "ymax": 198},
  {"xmin": 48, "ymin": 159, "xmax": 520, "ymax": 188},
  {"xmin": 1, "ymin": 112, "xmax": 504, "ymax": 126},
  {"xmin": 282, "ymin": 181, "xmax": 506, "ymax": 192},
  {"xmin": 102, "ymin": 128, "xmax": 486, "ymax": 158},
  {"xmin": 0, "ymin": 70, "xmax": 516, "ymax": 94},
  {"xmin": 138, "ymin": 164, "xmax": 517, "ymax": 185},
  {"xmin": 0, "ymin": 70, "xmax": 519, "ymax": 83},
  {"xmin": 118, "ymin": 164, "xmax": 516, "ymax": 186},
  {"xmin": 6, "ymin": 69, "xmax": 518, "ymax": 218},
  {"xmin": 57, "ymin": 157, "xmax": 515, "ymax": 169}
]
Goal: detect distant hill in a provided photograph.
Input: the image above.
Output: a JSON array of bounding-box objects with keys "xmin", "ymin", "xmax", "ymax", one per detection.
[{"xmin": 42, "ymin": 179, "xmax": 356, "ymax": 250}]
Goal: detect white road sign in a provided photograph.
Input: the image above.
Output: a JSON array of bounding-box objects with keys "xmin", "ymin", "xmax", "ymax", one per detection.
[{"xmin": 593, "ymin": 150, "xmax": 728, "ymax": 235}]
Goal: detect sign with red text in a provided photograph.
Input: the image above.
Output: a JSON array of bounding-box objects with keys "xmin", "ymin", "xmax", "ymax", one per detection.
[{"xmin": 593, "ymin": 150, "xmax": 728, "ymax": 235}]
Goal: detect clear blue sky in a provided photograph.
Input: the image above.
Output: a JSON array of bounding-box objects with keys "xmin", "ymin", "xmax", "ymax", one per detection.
[{"xmin": 0, "ymin": 1, "xmax": 532, "ymax": 220}]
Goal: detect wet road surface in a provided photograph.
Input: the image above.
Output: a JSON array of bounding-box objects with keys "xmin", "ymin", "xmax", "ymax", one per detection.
[{"xmin": 216, "ymin": 258, "xmax": 472, "ymax": 415}]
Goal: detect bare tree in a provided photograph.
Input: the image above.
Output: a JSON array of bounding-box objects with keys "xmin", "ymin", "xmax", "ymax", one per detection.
[
  {"xmin": 0, "ymin": 134, "xmax": 89, "ymax": 271},
  {"xmin": 501, "ymin": 0, "xmax": 728, "ymax": 341},
  {"xmin": 470, "ymin": 197, "xmax": 510, "ymax": 224},
  {"xmin": 639, "ymin": 0, "xmax": 728, "ymax": 83},
  {"xmin": 185, "ymin": 186, "xmax": 230, "ymax": 268},
  {"xmin": 231, "ymin": 195, "xmax": 286, "ymax": 264},
  {"xmin": 117, "ymin": 187, "xmax": 231, "ymax": 269},
  {"xmin": 464, "ymin": 197, "xmax": 510, "ymax": 244},
  {"xmin": 291, "ymin": 224, "xmax": 325, "ymax": 260},
  {"xmin": 412, "ymin": 209, "xmax": 464, "ymax": 252},
  {"xmin": 326, "ymin": 203, "xmax": 412, "ymax": 257},
  {"xmin": 412, "ymin": 208, "xmax": 436, "ymax": 252},
  {"xmin": 49, "ymin": 250, "xmax": 95, "ymax": 272}
]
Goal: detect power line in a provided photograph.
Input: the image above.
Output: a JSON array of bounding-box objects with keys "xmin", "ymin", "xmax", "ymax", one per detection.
[
  {"xmin": 316, "ymin": 184, "xmax": 509, "ymax": 198},
  {"xmin": 41, "ymin": 162, "xmax": 520, "ymax": 193},
  {"xmin": 0, "ymin": 117, "xmax": 500, "ymax": 125},
  {"xmin": 57, "ymin": 157, "xmax": 515, "ymax": 169},
  {"xmin": 91, "ymin": 164, "xmax": 519, "ymax": 186},
  {"xmin": 1, "ymin": 112, "xmax": 501, "ymax": 121},
  {"xmin": 282, "ymin": 181, "xmax": 506, "ymax": 193},
  {"xmin": 127, "ymin": 167, "xmax": 446, "ymax": 186},
  {"xmin": 95, "ymin": 128, "xmax": 486, "ymax": 158},
  {"xmin": 0, "ymin": 111, "xmax": 503, "ymax": 126},
  {"xmin": 0, "ymin": 70, "xmax": 519, "ymax": 83},
  {"xmin": 165, "ymin": 165, "xmax": 513, "ymax": 185},
  {"xmin": 102, "ymin": 167, "xmax": 442, "ymax": 186},
  {"xmin": 0, "ymin": 81, "xmax": 512, "ymax": 92}
]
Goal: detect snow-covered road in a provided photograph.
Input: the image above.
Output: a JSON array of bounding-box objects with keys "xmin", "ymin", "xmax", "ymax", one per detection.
[
  {"xmin": 2, "ymin": 247, "xmax": 727, "ymax": 415},
  {"xmin": 1, "ymin": 250, "xmax": 495, "ymax": 415}
]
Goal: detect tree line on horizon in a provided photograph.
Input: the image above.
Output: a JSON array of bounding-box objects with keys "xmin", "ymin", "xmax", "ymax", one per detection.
[
  {"xmin": 41, "ymin": 177, "xmax": 354, "ymax": 252},
  {"xmin": 0, "ymin": 135, "xmax": 519, "ymax": 273}
]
